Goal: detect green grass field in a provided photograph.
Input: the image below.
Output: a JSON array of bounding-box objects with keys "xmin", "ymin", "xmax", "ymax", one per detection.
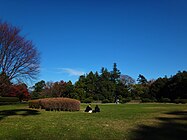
[{"xmin": 0, "ymin": 103, "xmax": 187, "ymax": 140}]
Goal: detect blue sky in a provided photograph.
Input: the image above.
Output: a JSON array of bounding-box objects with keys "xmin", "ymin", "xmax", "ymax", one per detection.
[{"xmin": 0, "ymin": 0, "xmax": 187, "ymax": 84}]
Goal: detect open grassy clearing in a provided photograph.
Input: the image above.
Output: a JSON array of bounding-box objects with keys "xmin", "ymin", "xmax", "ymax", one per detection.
[{"xmin": 0, "ymin": 103, "xmax": 187, "ymax": 140}]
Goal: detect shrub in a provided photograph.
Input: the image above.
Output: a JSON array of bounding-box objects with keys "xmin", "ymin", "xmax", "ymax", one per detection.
[
  {"xmin": 102, "ymin": 99, "xmax": 110, "ymax": 103},
  {"xmin": 174, "ymin": 99, "xmax": 180, "ymax": 104},
  {"xmin": 179, "ymin": 99, "xmax": 187, "ymax": 104},
  {"xmin": 93, "ymin": 94, "xmax": 105, "ymax": 101},
  {"xmin": 121, "ymin": 97, "xmax": 132, "ymax": 104},
  {"xmin": 140, "ymin": 98, "xmax": 157, "ymax": 103},
  {"xmin": 0, "ymin": 97, "xmax": 19, "ymax": 102},
  {"xmin": 141, "ymin": 98, "xmax": 152, "ymax": 103},
  {"xmin": 174, "ymin": 99, "xmax": 187, "ymax": 104},
  {"xmin": 0, "ymin": 97, "xmax": 19, "ymax": 105},
  {"xmin": 82, "ymin": 97, "xmax": 93, "ymax": 103},
  {"xmin": 28, "ymin": 98, "xmax": 80, "ymax": 111},
  {"xmin": 160, "ymin": 98, "xmax": 171, "ymax": 103}
]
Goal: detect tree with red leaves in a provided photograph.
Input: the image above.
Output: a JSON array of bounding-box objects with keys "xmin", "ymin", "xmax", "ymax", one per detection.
[
  {"xmin": 10, "ymin": 83, "xmax": 30, "ymax": 102},
  {"xmin": 51, "ymin": 80, "xmax": 67, "ymax": 97}
]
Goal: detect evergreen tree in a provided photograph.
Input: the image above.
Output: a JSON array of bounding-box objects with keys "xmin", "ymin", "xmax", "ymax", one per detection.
[
  {"xmin": 86, "ymin": 71, "xmax": 97, "ymax": 97},
  {"xmin": 64, "ymin": 81, "xmax": 74, "ymax": 98},
  {"xmin": 74, "ymin": 75, "xmax": 86, "ymax": 101},
  {"xmin": 111, "ymin": 63, "xmax": 121, "ymax": 83},
  {"xmin": 31, "ymin": 80, "xmax": 46, "ymax": 99},
  {"xmin": 137, "ymin": 74, "xmax": 148, "ymax": 85},
  {"xmin": 110, "ymin": 63, "xmax": 121, "ymax": 102},
  {"xmin": 149, "ymin": 77, "xmax": 169, "ymax": 100},
  {"xmin": 166, "ymin": 71, "xmax": 187, "ymax": 100}
]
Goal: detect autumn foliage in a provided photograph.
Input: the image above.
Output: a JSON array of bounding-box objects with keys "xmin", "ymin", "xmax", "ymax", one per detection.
[
  {"xmin": 29, "ymin": 98, "xmax": 80, "ymax": 111},
  {"xmin": 3, "ymin": 84, "xmax": 31, "ymax": 102}
]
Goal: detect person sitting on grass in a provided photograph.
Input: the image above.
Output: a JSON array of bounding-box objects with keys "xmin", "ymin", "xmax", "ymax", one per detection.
[
  {"xmin": 85, "ymin": 104, "xmax": 92, "ymax": 113},
  {"xmin": 93, "ymin": 105, "xmax": 100, "ymax": 113}
]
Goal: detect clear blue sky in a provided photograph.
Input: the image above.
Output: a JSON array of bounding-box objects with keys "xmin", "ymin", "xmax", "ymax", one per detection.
[{"xmin": 1, "ymin": 0, "xmax": 187, "ymax": 84}]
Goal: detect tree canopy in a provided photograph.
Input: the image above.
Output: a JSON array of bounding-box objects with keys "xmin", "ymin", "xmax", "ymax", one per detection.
[{"xmin": 0, "ymin": 21, "xmax": 40, "ymax": 82}]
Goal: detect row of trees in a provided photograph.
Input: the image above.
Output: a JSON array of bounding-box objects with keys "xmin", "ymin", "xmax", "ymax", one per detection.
[
  {"xmin": 31, "ymin": 63, "xmax": 187, "ymax": 103},
  {"xmin": 1, "ymin": 61, "xmax": 186, "ymax": 103},
  {"xmin": 148, "ymin": 71, "xmax": 187, "ymax": 102},
  {"xmin": 31, "ymin": 63, "xmax": 124, "ymax": 102}
]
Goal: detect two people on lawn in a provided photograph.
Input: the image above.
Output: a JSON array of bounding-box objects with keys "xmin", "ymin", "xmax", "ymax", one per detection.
[{"xmin": 85, "ymin": 104, "xmax": 100, "ymax": 113}]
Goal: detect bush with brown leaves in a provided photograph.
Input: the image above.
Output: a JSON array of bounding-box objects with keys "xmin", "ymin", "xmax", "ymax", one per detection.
[{"xmin": 29, "ymin": 98, "xmax": 80, "ymax": 111}]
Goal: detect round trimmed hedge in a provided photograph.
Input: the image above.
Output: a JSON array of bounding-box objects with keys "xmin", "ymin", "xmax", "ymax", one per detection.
[{"xmin": 28, "ymin": 98, "xmax": 80, "ymax": 111}]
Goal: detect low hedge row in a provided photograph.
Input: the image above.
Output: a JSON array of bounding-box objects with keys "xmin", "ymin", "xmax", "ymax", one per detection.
[
  {"xmin": 0, "ymin": 97, "xmax": 19, "ymax": 102},
  {"xmin": 28, "ymin": 98, "xmax": 80, "ymax": 111},
  {"xmin": 141, "ymin": 98, "xmax": 157, "ymax": 103},
  {"xmin": 0, "ymin": 97, "xmax": 19, "ymax": 105},
  {"xmin": 174, "ymin": 99, "xmax": 187, "ymax": 104}
]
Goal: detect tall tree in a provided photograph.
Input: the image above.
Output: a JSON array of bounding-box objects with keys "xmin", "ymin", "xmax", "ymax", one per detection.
[
  {"xmin": 74, "ymin": 77, "xmax": 86, "ymax": 101},
  {"xmin": 99, "ymin": 68, "xmax": 115, "ymax": 102},
  {"xmin": 51, "ymin": 80, "xmax": 67, "ymax": 97},
  {"xmin": 85, "ymin": 71, "xmax": 97, "ymax": 97},
  {"xmin": 64, "ymin": 81, "xmax": 74, "ymax": 98},
  {"xmin": 43, "ymin": 81, "xmax": 54, "ymax": 98},
  {"xmin": 166, "ymin": 71, "xmax": 187, "ymax": 100},
  {"xmin": 137, "ymin": 74, "xmax": 148, "ymax": 85},
  {"xmin": 0, "ymin": 21, "xmax": 40, "ymax": 82},
  {"xmin": 149, "ymin": 77, "xmax": 169, "ymax": 100},
  {"xmin": 111, "ymin": 63, "xmax": 121, "ymax": 83},
  {"xmin": 110, "ymin": 63, "xmax": 121, "ymax": 102},
  {"xmin": 31, "ymin": 80, "xmax": 45, "ymax": 99}
]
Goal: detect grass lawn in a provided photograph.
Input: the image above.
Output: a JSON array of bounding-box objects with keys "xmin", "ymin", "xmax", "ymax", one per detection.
[{"xmin": 0, "ymin": 103, "xmax": 187, "ymax": 140}]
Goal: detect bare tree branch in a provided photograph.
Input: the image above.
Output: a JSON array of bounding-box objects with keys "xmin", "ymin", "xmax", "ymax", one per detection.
[{"xmin": 0, "ymin": 21, "xmax": 40, "ymax": 82}]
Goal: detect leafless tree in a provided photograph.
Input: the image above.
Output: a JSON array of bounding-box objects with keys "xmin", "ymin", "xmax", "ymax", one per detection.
[{"xmin": 0, "ymin": 21, "xmax": 40, "ymax": 82}]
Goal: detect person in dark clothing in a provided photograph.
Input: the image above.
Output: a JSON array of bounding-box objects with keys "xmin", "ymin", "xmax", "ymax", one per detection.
[
  {"xmin": 85, "ymin": 104, "xmax": 92, "ymax": 112},
  {"xmin": 93, "ymin": 105, "xmax": 100, "ymax": 113}
]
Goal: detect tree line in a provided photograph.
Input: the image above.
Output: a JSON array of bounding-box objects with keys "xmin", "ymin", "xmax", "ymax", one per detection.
[
  {"xmin": 30, "ymin": 63, "xmax": 187, "ymax": 103},
  {"xmin": 1, "ymin": 62, "xmax": 187, "ymax": 103}
]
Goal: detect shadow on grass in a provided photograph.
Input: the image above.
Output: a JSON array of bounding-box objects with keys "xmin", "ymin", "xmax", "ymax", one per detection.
[
  {"xmin": 131, "ymin": 111, "xmax": 187, "ymax": 140},
  {"xmin": 0, "ymin": 109, "xmax": 40, "ymax": 121}
]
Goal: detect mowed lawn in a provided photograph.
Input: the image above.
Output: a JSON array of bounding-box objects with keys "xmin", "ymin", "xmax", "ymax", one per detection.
[{"xmin": 0, "ymin": 103, "xmax": 187, "ymax": 140}]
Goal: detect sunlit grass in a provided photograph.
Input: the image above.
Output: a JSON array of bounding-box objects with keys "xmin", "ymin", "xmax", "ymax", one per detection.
[{"xmin": 0, "ymin": 103, "xmax": 187, "ymax": 140}]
